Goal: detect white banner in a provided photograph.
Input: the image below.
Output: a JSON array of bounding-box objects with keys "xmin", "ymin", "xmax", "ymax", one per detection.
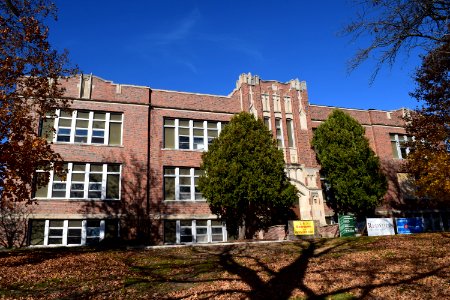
[{"xmin": 366, "ymin": 218, "xmax": 395, "ymax": 236}]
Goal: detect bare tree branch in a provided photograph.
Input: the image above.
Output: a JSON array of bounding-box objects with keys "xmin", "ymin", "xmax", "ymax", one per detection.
[{"xmin": 344, "ymin": 0, "xmax": 450, "ymax": 81}]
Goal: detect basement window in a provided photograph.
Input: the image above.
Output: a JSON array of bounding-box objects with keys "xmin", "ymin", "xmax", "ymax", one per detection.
[{"xmin": 163, "ymin": 219, "xmax": 227, "ymax": 244}]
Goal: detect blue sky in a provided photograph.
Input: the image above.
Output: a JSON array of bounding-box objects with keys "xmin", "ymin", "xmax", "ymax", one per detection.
[{"xmin": 48, "ymin": 0, "xmax": 423, "ymax": 111}]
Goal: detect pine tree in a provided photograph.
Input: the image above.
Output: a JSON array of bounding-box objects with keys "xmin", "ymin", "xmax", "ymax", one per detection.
[
  {"xmin": 312, "ymin": 110, "xmax": 387, "ymax": 217},
  {"xmin": 198, "ymin": 112, "xmax": 298, "ymax": 239}
]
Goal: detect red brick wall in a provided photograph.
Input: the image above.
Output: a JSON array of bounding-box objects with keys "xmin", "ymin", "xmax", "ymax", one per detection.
[
  {"xmin": 149, "ymin": 97, "xmax": 236, "ymax": 243},
  {"xmin": 309, "ymin": 104, "xmax": 409, "ymax": 213},
  {"xmin": 59, "ymin": 75, "xmax": 149, "ymax": 105},
  {"xmin": 34, "ymin": 76, "xmax": 150, "ymax": 240},
  {"xmin": 43, "ymin": 74, "xmax": 412, "ymax": 244},
  {"xmin": 232, "ymin": 79, "xmax": 319, "ymax": 168},
  {"xmin": 151, "ymin": 89, "xmax": 240, "ymax": 113}
]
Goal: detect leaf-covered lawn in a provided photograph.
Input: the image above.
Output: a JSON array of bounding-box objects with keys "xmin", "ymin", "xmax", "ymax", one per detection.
[{"xmin": 0, "ymin": 233, "xmax": 449, "ymax": 299}]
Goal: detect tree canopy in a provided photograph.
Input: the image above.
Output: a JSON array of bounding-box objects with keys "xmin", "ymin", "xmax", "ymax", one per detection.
[
  {"xmin": 198, "ymin": 112, "xmax": 298, "ymax": 239},
  {"xmin": 312, "ymin": 110, "xmax": 387, "ymax": 217},
  {"xmin": 345, "ymin": 0, "xmax": 450, "ymax": 204},
  {"xmin": 406, "ymin": 32, "xmax": 450, "ymax": 203},
  {"xmin": 344, "ymin": 0, "xmax": 449, "ymax": 80},
  {"xmin": 0, "ymin": 0, "xmax": 76, "ymax": 203}
]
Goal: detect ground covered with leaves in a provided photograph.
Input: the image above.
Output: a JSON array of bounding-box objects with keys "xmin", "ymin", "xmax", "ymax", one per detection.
[{"xmin": 0, "ymin": 233, "xmax": 449, "ymax": 299}]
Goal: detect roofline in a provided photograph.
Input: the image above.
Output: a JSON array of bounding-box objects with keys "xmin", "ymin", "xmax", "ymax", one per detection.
[
  {"xmin": 152, "ymin": 88, "xmax": 231, "ymax": 99},
  {"xmin": 81, "ymin": 74, "xmax": 151, "ymax": 89},
  {"xmin": 259, "ymin": 79, "xmax": 300, "ymax": 85},
  {"xmin": 309, "ymin": 103, "xmax": 409, "ymax": 113}
]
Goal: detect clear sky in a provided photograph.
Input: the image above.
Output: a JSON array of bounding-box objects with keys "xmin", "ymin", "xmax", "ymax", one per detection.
[{"xmin": 48, "ymin": 0, "xmax": 423, "ymax": 111}]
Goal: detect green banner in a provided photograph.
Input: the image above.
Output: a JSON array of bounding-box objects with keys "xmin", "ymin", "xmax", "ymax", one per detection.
[{"xmin": 338, "ymin": 215, "xmax": 356, "ymax": 237}]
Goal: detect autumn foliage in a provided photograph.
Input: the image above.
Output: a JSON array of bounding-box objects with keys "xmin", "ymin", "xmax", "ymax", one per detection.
[
  {"xmin": 406, "ymin": 30, "xmax": 450, "ymax": 203},
  {"xmin": 0, "ymin": 234, "xmax": 448, "ymax": 299},
  {"xmin": 0, "ymin": 0, "xmax": 76, "ymax": 203}
]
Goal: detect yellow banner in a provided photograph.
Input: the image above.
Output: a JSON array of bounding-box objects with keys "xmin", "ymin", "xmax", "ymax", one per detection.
[{"xmin": 293, "ymin": 220, "xmax": 315, "ymax": 235}]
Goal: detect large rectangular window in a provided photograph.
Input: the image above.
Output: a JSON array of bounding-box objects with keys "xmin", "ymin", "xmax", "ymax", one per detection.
[
  {"xmin": 39, "ymin": 109, "xmax": 123, "ymax": 146},
  {"xmin": 390, "ymin": 134, "xmax": 412, "ymax": 159},
  {"xmin": 34, "ymin": 163, "xmax": 121, "ymax": 200},
  {"xmin": 29, "ymin": 219, "xmax": 117, "ymax": 246},
  {"xmin": 164, "ymin": 219, "xmax": 227, "ymax": 244},
  {"xmin": 163, "ymin": 167, "xmax": 203, "ymax": 201},
  {"xmin": 264, "ymin": 117, "xmax": 271, "ymax": 130},
  {"xmin": 275, "ymin": 118, "xmax": 284, "ymax": 148},
  {"xmin": 163, "ymin": 118, "xmax": 225, "ymax": 150},
  {"xmin": 286, "ymin": 119, "xmax": 295, "ymax": 148}
]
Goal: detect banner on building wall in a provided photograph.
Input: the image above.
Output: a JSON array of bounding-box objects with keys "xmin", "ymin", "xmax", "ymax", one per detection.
[
  {"xmin": 395, "ymin": 217, "xmax": 424, "ymax": 234},
  {"xmin": 338, "ymin": 215, "xmax": 356, "ymax": 237},
  {"xmin": 366, "ymin": 218, "xmax": 395, "ymax": 236},
  {"xmin": 293, "ymin": 220, "xmax": 315, "ymax": 235}
]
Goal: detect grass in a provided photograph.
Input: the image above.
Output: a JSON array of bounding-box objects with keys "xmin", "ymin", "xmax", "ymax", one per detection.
[{"xmin": 0, "ymin": 233, "xmax": 449, "ymax": 299}]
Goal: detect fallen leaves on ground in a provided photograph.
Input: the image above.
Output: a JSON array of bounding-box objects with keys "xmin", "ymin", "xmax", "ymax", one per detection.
[{"xmin": 0, "ymin": 233, "xmax": 449, "ymax": 299}]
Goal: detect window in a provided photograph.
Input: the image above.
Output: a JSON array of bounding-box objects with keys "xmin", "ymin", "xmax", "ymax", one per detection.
[
  {"xmin": 264, "ymin": 117, "xmax": 271, "ymax": 130},
  {"xmin": 29, "ymin": 219, "xmax": 117, "ymax": 246},
  {"xmin": 275, "ymin": 118, "xmax": 284, "ymax": 148},
  {"xmin": 390, "ymin": 134, "xmax": 412, "ymax": 159},
  {"xmin": 180, "ymin": 220, "xmax": 193, "ymax": 243},
  {"xmin": 34, "ymin": 163, "xmax": 121, "ymax": 200},
  {"xmin": 164, "ymin": 219, "xmax": 226, "ymax": 244},
  {"xmin": 163, "ymin": 118, "xmax": 225, "ymax": 150},
  {"xmin": 286, "ymin": 119, "xmax": 295, "ymax": 147},
  {"xmin": 164, "ymin": 167, "xmax": 203, "ymax": 201},
  {"xmin": 39, "ymin": 109, "xmax": 123, "ymax": 146}
]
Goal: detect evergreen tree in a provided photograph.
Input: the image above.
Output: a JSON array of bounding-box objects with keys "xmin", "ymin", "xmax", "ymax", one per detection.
[
  {"xmin": 198, "ymin": 112, "xmax": 298, "ymax": 239},
  {"xmin": 312, "ymin": 110, "xmax": 387, "ymax": 217}
]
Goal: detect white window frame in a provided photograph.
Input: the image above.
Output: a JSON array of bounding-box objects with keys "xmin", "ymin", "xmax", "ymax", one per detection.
[
  {"xmin": 32, "ymin": 219, "xmax": 106, "ymax": 247},
  {"xmin": 164, "ymin": 219, "xmax": 227, "ymax": 244},
  {"xmin": 45, "ymin": 109, "xmax": 123, "ymax": 146},
  {"xmin": 163, "ymin": 118, "xmax": 224, "ymax": 151},
  {"xmin": 390, "ymin": 133, "xmax": 412, "ymax": 159},
  {"xmin": 163, "ymin": 167, "xmax": 203, "ymax": 201},
  {"xmin": 35, "ymin": 163, "xmax": 121, "ymax": 200}
]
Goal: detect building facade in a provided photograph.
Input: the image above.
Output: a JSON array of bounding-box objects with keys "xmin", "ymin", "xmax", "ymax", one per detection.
[{"xmin": 27, "ymin": 73, "xmax": 449, "ymax": 246}]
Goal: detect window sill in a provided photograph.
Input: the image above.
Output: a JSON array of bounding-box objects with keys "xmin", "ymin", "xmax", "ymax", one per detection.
[
  {"xmin": 162, "ymin": 148, "xmax": 205, "ymax": 152},
  {"xmin": 163, "ymin": 200, "xmax": 207, "ymax": 203},
  {"xmin": 52, "ymin": 142, "xmax": 124, "ymax": 148},
  {"xmin": 34, "ymin": 198, "xmax": 121, "ymax": 201}
]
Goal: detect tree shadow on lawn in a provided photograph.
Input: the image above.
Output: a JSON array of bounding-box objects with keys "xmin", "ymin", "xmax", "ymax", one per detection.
[
  {"xmin": 166, "ymin": 238, "xmax": 449, "ymax": 300},
  {"xmin": 3, "ymin": 235, "xmax": 447, "ymax": 299},
  {"xmin": 122, "ymin": 240, "xmax": 350, "ymax": 299}
]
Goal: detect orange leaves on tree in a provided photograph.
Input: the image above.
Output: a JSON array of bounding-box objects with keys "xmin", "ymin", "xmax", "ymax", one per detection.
[{"xmin": 0, "ymin": 0, "xmax": 77, "ymax": 203}]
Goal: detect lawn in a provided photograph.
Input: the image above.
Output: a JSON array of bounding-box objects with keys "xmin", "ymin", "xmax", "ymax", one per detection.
[{"xmin": 0, "ymin": 233, "xmax": 449, "ymax": 299}]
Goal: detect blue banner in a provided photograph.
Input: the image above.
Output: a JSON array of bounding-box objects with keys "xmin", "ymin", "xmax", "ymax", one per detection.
[{"xmin": 396, "ymin": 217, "xmax": 424, "ymax": 234}]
